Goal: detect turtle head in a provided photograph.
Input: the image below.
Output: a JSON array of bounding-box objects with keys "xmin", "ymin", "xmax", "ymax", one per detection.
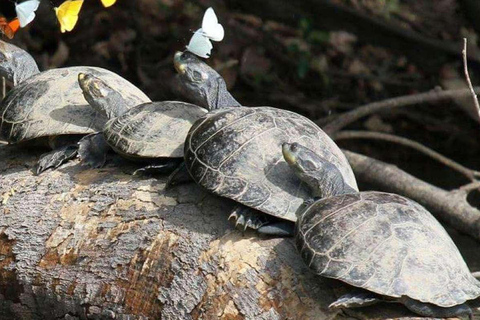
[
  {"xmin": 78, "ymin": 73, "xmax": 130, "ymax": 119},
  {"xmin": 173, "ymin": 51, "xmax": 240, "ymax": 110},
  {"xmin": 282, "ymin": 142, "xmax": 356, "ymax": 199},
  {"xmin": 0, "ymin": 40, "xmax": 39, "ymax": 86}
]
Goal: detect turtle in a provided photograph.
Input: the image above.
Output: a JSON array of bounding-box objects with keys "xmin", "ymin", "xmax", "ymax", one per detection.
[
  {"xmin": 0, "ymin": 40, "xmax": 150, "ymax": 174},
  {"xmin": 173, "ymin": 51, "xmax": 241, "ymax": 111},
  {"xmin": 75, "ymin": 72, "xmax": 207, "ymax": 174},
  {"xmin": 282, "ymin": 141, "xmax": 480, "ymax": 318},
  {"xmin": 174, "ymin": 50, "xmax": 358, "ymax": 236}
]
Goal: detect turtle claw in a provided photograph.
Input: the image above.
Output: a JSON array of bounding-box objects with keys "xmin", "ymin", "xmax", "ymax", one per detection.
[
  {"xmin": 78, "ymin": 133, "xmax": 109, "ymax": 168},
  {"xmin": 228, "ymin": 211, "xmax": 240, "ymax": 227},
  {"xmin": 228, "ymin": 211, "xmax": 238, "ymax": 221},
  {"xmin": 228, "ymin": 206, "xmax": 269, "ymax": 232},
  {"xmin": 36, "ymin": 145, "xmax": 78, "ymax": 175},
  {"xmin": 234, "ymin": 213, "xmax": 247, "ymax": 231},
  {"xmin": 228, "ymin": 206, "xmax": 294, "ymax": 237}
]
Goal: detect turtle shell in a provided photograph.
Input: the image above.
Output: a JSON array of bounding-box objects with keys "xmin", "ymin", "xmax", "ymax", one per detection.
[
  {"xmin": 296, "ymin": 191, "xmax": 480, "ymax": 307},
  {"xmin": 0, "ymin": 66, "xmax": 150, "ymax": 144},
  {"xmin": 104, "ymin": 101, "xmax": 207, "ymax": 159},
  {"xmin": 184, "ymin": 106, "xmax": 358, "ymax": 222}
]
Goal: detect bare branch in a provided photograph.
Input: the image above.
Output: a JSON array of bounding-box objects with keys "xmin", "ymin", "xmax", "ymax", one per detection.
[
  {"xmin": 462, "ymin": 38, "xmax": 480, "ymax": 121},
  {"xmin": 344, "ymin": 150, "xmax": 480, "ymax": 241},
  {"xmin": 456, "ymin": 181, "xmax": 480, "ymax": 194},
  {"xmin": 321, "ymin": 87, "xmax": 480, "ymax": 135},
  {"xmin": 335, "ymin": 130, "xmax": 480, "ymax": 180}
]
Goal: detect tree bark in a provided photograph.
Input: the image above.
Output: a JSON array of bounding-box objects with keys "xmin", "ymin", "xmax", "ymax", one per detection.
[
  {"xmin": 1, "ymin": 145, "xmax": 477, "ymax": 319},
  {"xmin": 0, "ymin": 145, "xmax": 341, "ymax": 320}
]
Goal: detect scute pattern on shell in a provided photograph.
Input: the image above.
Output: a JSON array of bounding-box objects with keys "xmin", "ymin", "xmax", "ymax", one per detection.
[
  {"xmin": 184, "ymin": 106, "xmax": 358, "ymax": 222},
  {"xmin": 296, "ymin": 191, "xmax": 480, "ymax": 307},
  {"xmin": 0, "ymin": 67, "xmax": 150, "ymax": 143},
  {"xmin": 104, "ymin": 101, "xmax": 207, "ymax": 158}
]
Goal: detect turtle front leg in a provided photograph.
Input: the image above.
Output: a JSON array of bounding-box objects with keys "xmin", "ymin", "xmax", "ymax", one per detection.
[
  {"xmin": 133, "ymin": 159, "xmax": 183, "ymax": 176},
  {"xmin": 229, "ymin": 205, "xmax": 294, "ymax": 237},
  {"xmin": 36, "ymin": 145, "xmax": 78, "ymax": 175},
  {"xmin": 166, "ymin": 162, "xmax": 193, "ymax": 188},
  {"xmin": 329, "ymin": 291, "xmax": 380, "ymax": 309},
  {"xmin": 78, "ymin": 133, "xmax": 110, "ymax": 168},
  {"xmin": 401, "ymin": 297, "xmax": 473, "ymax": 319}
]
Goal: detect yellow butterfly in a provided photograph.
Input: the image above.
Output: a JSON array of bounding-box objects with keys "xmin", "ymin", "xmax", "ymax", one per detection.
[
  {"xmin": 100, "ymin": 0, "xmax": 117, "ymax": 8},
  {"xmin": 54, "ymin": 0, "xmax": 84, "ymax": 33}
]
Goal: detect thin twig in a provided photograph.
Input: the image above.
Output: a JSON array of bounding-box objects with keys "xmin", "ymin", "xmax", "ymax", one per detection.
[
  {"xmin": 456, "ymin": 181, "xmax": 480, "ymax": 193},
  {"xmin": 335, "ymin": 130, "xmax": 480, "ymax": 181},
  {"xmin": 462, "ymin": 38, "xmax": 480, "ymax": 121},
  {"xmin": 320, "ymin": 87, "xmax": 480, "ymax": 135}
]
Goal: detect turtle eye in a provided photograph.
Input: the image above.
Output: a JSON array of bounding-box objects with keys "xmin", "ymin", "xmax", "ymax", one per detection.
[
  {"xmin": 302, "ymin": 159, "xmax": 318, "ymax": 172},
  {"xmin": 291, "ymin": 143, "xmax": 299, "ymax": 152},
  {"xmin": 192, "ymin": 70, "xmax": 205, "ymax": 82}
]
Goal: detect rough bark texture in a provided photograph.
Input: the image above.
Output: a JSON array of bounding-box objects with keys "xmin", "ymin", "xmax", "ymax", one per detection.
[
  {"xmin": 1, "ymin": 144, "xmax": 478, "ymax": 320},
  {"xmin": 0, "ymin": 144, "xmax": 340, "ymax": 320}
]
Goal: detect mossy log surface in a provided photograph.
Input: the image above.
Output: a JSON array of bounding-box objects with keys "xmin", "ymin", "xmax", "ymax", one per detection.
[{"xmin": 0, "ymin": 144, "xmax": 477, "ymax": 320}]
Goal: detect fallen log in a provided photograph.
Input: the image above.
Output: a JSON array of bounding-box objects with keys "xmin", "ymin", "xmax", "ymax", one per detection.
[
  {"xmin": 0, "ymin": 145, "xmax": 476, "ymax": 319},
  {"xmin": 0, "ymin": 145, "xmax": 339, "ymax": 319}
]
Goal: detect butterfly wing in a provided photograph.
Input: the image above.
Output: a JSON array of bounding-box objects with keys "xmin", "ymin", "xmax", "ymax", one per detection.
[
  {"xmin": 100, "ymin": 0, "xmax": 117, "ymax": 8},
  {"xmin": 0, "ymin": 18, "xmax": 20, "ymax": 39},
  {"xmin": 15, "ymin": 0, "xmax": 40, "ymax": 28},
  {"xmin": 8, "ymin": 18, "xmax": 20, "ymax": 33},
  {"xmin": 186, "ymin": 31, "xmax": 213, "ymax": 59},
  {"xmin": 0, "ymin": 18, "xmax": 14, "ymax": 39},
  {"xmin": 201, "ymin": 7, "xmax": 224, "ymax": 42},
  {"xmin": 202, "ymin": 8, "xmax": 219, "ymax": 28},
  {"xmin": 55, "ymin": 0, "xmax": 84, "ymax": 33}
]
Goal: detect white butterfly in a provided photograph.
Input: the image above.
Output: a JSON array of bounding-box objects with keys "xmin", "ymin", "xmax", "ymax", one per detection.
[
  {"xmin": 199, "ymin": 7, "xmax": 224, "ymax": 42},
  {"xmin": 186, "ymin": 31, "xmax": 213, "ymax": 59},
  {"xmin": 185, "ymin": 7, "xmax": 224, "ymax": 59},
  {"xmin": 16, "ymin": 0, "xmax": 40, "ymax": 28}
]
